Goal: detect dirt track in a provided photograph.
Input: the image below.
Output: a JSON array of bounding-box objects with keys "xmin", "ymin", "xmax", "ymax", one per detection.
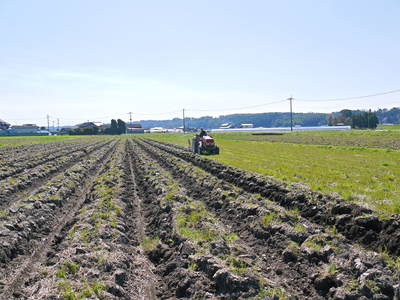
[{"xmin": 0, "ymin": 137, "xmax": 399, "ymax": 299}]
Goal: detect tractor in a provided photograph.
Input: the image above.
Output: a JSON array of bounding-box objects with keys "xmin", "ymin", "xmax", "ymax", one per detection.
[{"xmin": 189, "ymin": 134, "xmax": 220, "ymax": 155}]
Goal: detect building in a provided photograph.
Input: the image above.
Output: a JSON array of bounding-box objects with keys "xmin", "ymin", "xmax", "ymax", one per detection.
[
  {"xmin": 149, "ymin": 127, "xmax": 167, "ymax": 133},
  {"xmin": 76, "ymin": 122, "xmax": 98, "ymax": 129},
  {"xmin": 0, "ymin": 119, "xmax": 10, "ymax": 130},
  {"xmin": 0, "ymin": 124, "xmax": 49, "ymax": 136},
  {"xmin": 220, "ymin": 123, "xmax": 234, "ymax": 129},
  {"xmin": 10, "ymin": 124, "xmax": 40, "ymax": 135},
  {"xmin": 240, "ymin": 123, "xmax": 254, "ymax": 128},
  {"xmin": 127, "ymin": 123, "xmax": 144, "ymax": 134}
]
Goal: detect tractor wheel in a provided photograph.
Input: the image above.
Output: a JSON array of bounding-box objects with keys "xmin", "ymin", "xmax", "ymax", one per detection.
[{"xmin": 215, "ymin": 147, "xmax": 220, "ymax": 155}]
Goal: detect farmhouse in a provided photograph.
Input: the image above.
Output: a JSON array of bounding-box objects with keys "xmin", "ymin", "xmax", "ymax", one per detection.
[
  {"xmin": 76, "ymin": 122, "xmax": 98, "ymax": 129},
  {"xmin": 10, "ymin": 124, "xmax": 40, "ymax": 135},
  {"xmin": 220, "ymin": 123, "xmax": 234, "ymax": 129},
  {"xmin": 240, "ymin": 123, "xmax": 254, "ymax": 128},
  {"xmin": 0, "ymin": 119, "xmax": 10, "ymax": 130},
  {"xmin": 0, "ymin": 124, "xmax": 50, "ymax": 136},
  {"xmin": 127, "ymin": 123, "xmax": 144, "ymax": 134},
  {"xmin": 149, "ymin": 127, "xmax": 167, "ymax": 133}
]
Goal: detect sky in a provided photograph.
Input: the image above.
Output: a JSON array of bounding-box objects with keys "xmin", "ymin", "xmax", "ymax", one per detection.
[{"xmin": 1, "ymin": 0, "xmax": 399, "ymax": 126}]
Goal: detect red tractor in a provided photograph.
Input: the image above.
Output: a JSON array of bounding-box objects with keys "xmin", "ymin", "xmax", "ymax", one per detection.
[{"xmin": 190, "ymin": 134, "xmax": 220, "ymax": 155}]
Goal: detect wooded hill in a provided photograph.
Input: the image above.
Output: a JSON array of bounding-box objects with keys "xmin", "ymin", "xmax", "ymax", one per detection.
[
  {"xmin": 140, "ymin": 112, "xmax": 328, "ymax": 129},
  {"xmin": 138, "ymin": 107, "xmax": 400, "ymax": 129}
]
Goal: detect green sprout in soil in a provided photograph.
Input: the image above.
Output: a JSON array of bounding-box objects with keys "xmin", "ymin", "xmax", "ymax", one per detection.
[
  {"xmin": 188, "ymin": 262, "xmax": 198, "ymax": 271},
  {"xmin": 257, "ymin": 286, "xmax": 286, "ymax": 299},
  {"xmin": 57, "ymin": 261, "xmax": 79, "ymax": 279},
  {"xmin": 365, "ymin": 280, "xmax": 380, "ymax": 294},
  {"xmin": 286, "ymin": 207, "xmax": 300, "ymax": 220},
  {"xmin": 287, "ymin": 241, "xmax": 300, "ymax": 254},
  {"xmin": 327, "ymin": 263, "xmax": 338, "ymax": 275},
  {"xmin": 67, "ymin": 225, "xmax": 78, "ymax": 239},
  {"xmin": 56, "ymin": 268, "xmax": 66, "ymax": 279},
  {"xmin": 57, "ymin": 281, "xmax": 76, "ymax": 300},
  {"xmin": 225, "ymin": 256, "xmax": 249, "ymax": 274},
  {"xmin": 381, "ymin": 250, "xmax": 400, "ymax": 271},
  {"xmin": 142, "ymin": 236, "xmax": 160, "ymax": 251},
  {"xmin": 8, "ymin": 177, "xmax": 17, "ymax": 185},
  {"xmin": 224, "ymin": 233, "xmax": 239, "ymax": 245},
  {"xmin": 57, "ymin": 280, "xmax": 106, "ymax": 300},
  {"xmin": 343, "ymin": 279, "xmax": 359, "ymax": 292},
  {"xmin": 165, "ymin": 191, "xmax": 176, "ymax": 202},
  {"xmin": 293, "ymin": 223, "xmax": 307, "ymax": 233},
  {"xmin": 90, "ymin": 281, "xmax": 106, "ymax": 298},
  {"xmin": 260, "ymin": 211, "xmax": 278, "ymax": 227},
  {"xmin": 175, "ymin": 207, "xmax": 219, "ymax": 243},
  {"xmin": 79, "ymin": 226, "xmax": 97, "ymax": 244},
  {"xmin": 302, "ymin": 235, "xmax": 337, "ymax": 252}
]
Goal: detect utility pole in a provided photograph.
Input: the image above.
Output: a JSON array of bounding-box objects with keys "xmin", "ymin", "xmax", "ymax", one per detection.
[
  {"xmin": 52, "ymin": 120, "xmax": 55, "ymax": 131},
  {"xmin": 128, "ymin": 112, "xmax": 133, "ymax": 125},
  {"xmin": 182, "ymin": 109, "xmax": 186, "ymax": 133},
  {"xmin": 47, "ymin": 114, "xmax": 50, "ymax": 131},
  {"xmin": 287, "ymin": 97, "xmax": 294, "ymax": 132},
  {"xmin": 368, "ymin": 109, "xmax": 371, "ymax": 129},
  {"xmin": 57, "ymin": 118, "xmax": 60, "ymax": 131}
]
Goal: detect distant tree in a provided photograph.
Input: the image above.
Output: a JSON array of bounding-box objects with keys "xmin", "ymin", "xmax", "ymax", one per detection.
[
  {"xmin": 117, "ymin": 119, "xmax": 126, "ymax": 134},
  {"xmin": 351, "ymin": 111, "xmax": 379, "ymax": 129},
  {"xmin": 340, "ymin": 109, "xmax": 353, "ymax": 119},
  {"xmin": 110, "ymin": 119, "xmax": 118, "ymax": 134},
  {"xmin": 104, "ymin": 119, "xmax": 126, "ymax": 135},
  {"xmin": 68, "ymin": 126, "xmax": 99, "ymax": 135},
  {"xmin": 328, "ymin": 114, "xmax": 337, "ymax": 126},
  {"xmin": 104, "ymin": 119, "xmax": 118, "ymax": 135}
]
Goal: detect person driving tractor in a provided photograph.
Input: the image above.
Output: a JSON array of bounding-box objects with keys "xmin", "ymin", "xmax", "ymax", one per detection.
[
  {"xmin": 189, "ymin": 129, "xmax": 219, "ymax": 155},
  {"xmin": 199, "ymin": 128, "xmax": 207, "ymax": 137}
]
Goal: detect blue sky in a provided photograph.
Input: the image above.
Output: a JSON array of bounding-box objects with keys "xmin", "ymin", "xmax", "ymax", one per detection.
[{"xmin": 1, "ymin": 0, "xmax": 399, "ymax": 126}]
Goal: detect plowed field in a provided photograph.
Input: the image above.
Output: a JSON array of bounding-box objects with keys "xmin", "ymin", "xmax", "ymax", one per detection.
[{"xmin": 0, "ymin": 137, "xmax": 399, "ymax": 299}]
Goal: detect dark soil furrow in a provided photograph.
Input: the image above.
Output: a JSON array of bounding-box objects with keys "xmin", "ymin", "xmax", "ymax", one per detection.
[
  {"xmin": 0, "ymin": 141, "xmax": 117, "ymax": 272},
  {"xmin": 136, "ymin": 138, "xmax": 400, "ymax": 299},
  {"xmin": 0, "ymin": 140, "xmax": 84, "ymax": 162},
  {"xmin": 145, "ymin": 139, "xmax": 400, "ymax": 257},
  {"xmin": 130, "ymin": 140, "xmax": 293, "ymax": 299},
  {"xmin": 1, "ymin": 140, "xmax": 84, "ymax": 166},
  {"xmin": 0, "ymin": 141, "xmax": 119, "ymax": 299},
  {"xmin": 1, "ymin": 136, "xmax": 398, "ymax": 300},
  {"xmin": 130, "ymin": 140, "xmax": 325, "ymax": 299},
  {"xmin": 128, "ymin": 146, "xmax": 224, "ymax": 299},
  {"xmin": 124, "ymin": 139, "xmax": 161, "ymax": 299},
  {"xmin": 0, "ymin": 140, "xmax": 105, "ymax": 180},
  {"xmin": 0, "ymin": 140, "xmax": 112, "ymax": 210},
  {"xmin": 15, "ymin": 139, "xmax": 157, "ymax": 299}
]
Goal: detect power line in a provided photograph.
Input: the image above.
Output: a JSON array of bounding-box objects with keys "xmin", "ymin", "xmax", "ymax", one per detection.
[
  {"xmin": 296, "ymin": 88, "xmax": 400, "ymax": 102},
  {"xmin": 5, "ymin": 88, "xmax": 400, "ymax": 125},
  {"xmin": 187, "ymin": 99, "xmax": 287, "ymax": 112}
]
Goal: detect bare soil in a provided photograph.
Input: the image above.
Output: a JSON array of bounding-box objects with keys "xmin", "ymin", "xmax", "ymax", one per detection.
[{"xmin": 0, "ymin": 137, "xmax": 398, "ymax": 299}]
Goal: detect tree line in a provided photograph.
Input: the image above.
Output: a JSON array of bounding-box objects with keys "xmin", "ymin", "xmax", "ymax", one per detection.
[
  {"xmin": 139, "ymin": 112, "xmax": 328, "ymax": 129},
  {"xmin": 328, "ymin": 110, "xmax": 379, "ymax": 129},
  {"xmin": 65, "ymin": 107, "xmax": 399, "ymax": 134},
  {"xmin": 68, "ymin": 119, "xmax": 126, "ymax": 135}
]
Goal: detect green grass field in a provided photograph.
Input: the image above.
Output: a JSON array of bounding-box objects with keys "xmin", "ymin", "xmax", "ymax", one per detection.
[
  {"xmin": 145, "ymin": 132, "xmax": 400, "ymax": 215},
  {"xmin": 377, "ymin": 124, "xmax": 400, "ymax": 130},
  {"xmin": 209, "ymin": 130, "xmax": 400, "ymax": 150},
  {"xmin": 0, "ymin": 135, "xmax": 89, "ymax": 147}
]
